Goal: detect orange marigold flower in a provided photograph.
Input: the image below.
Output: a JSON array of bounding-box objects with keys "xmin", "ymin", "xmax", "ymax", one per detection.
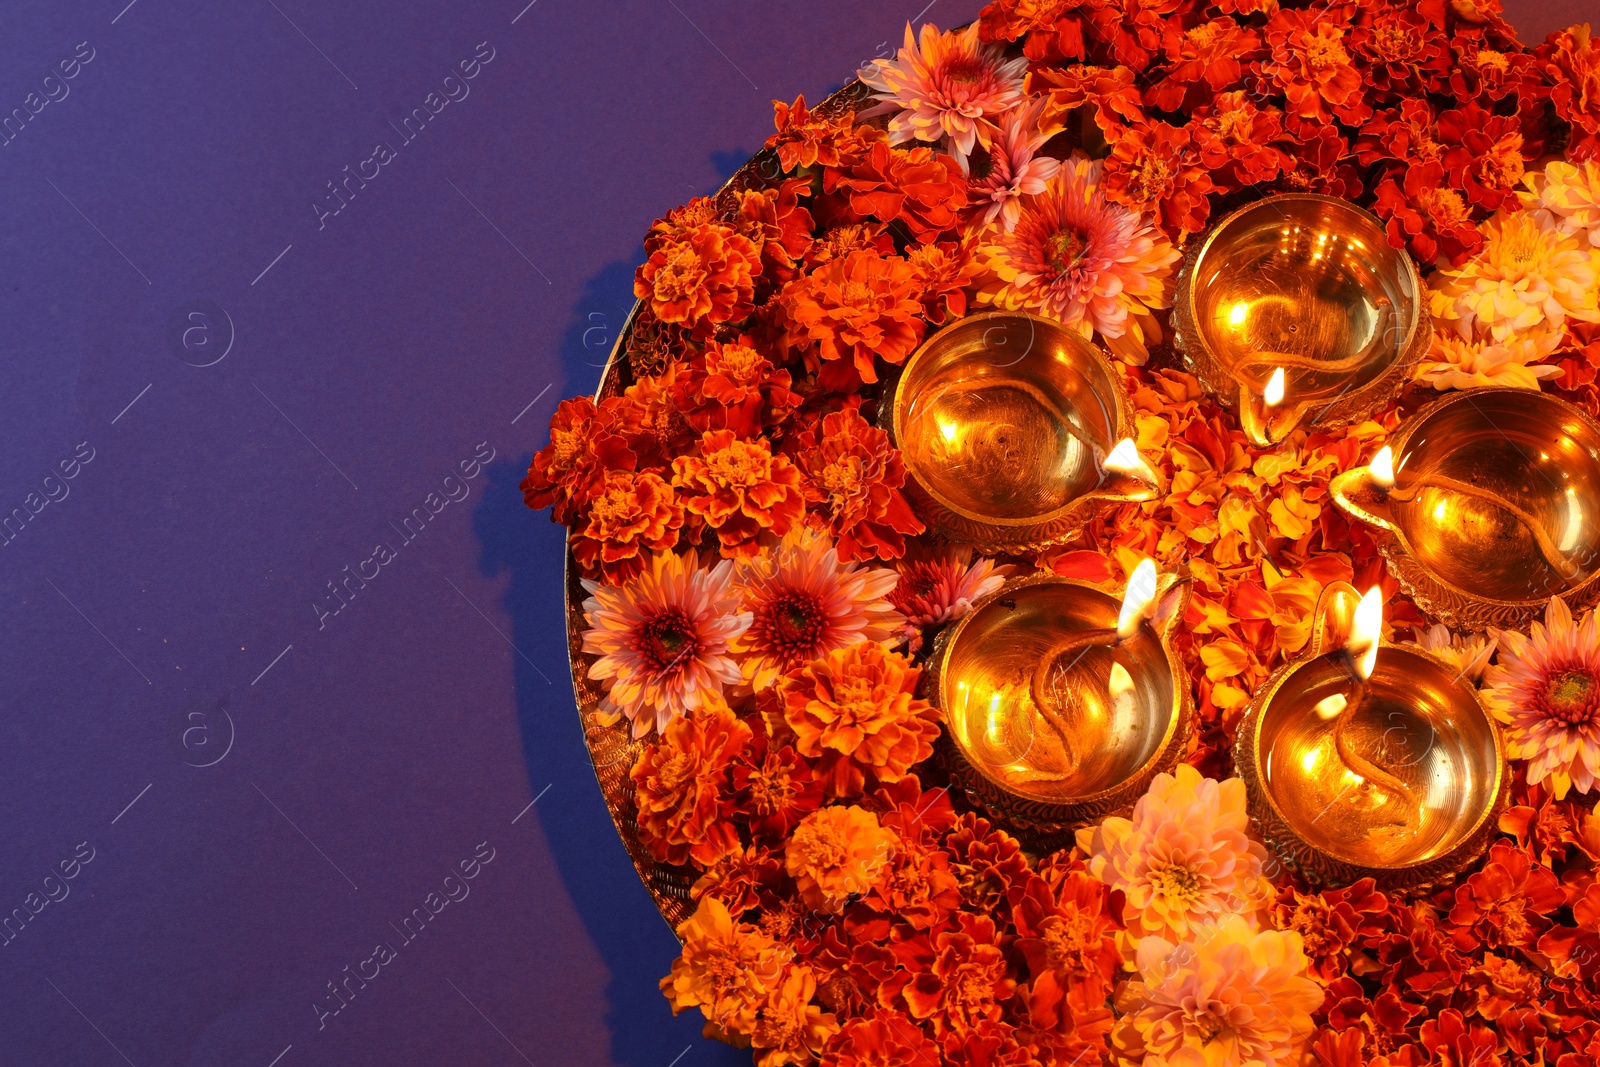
[
  {"xmin": 1280, "ymin": 123, "xmax": 1365, "ymax": 201},
  {"xmin": 1191, "ymin": 91, "xmax": 1291, "ymax": 189},
  {"xmin": 1271, "ymin": 877, "xmax": 1389, "ymax": 984},
  {"xmin": 768, "ymin": 95, "xmax": 879, "ymax": 173},
  {"xmin": 781, "ymin": 641, "xmax": 940, "ymax": 798},
  {"xmin": 852, "ymin": 829, "xmax": 962, "ymax": 935},
  {"xmin": 778, "ymin": 249, "xmax": 925, "ymax": 389},
  {"xmin": 691, "ymin": 844, "xmax": 784, "ymax": 917},
  {"xmin": 1373, "ymin": 160, "xmax": 1482, "ymax": 265},
  {"xmin": 1418, "ymin": 1010, "xmax": 1499, "ymax": 1067},
  {"xmin": 785, "ymin": 804, "xmax": 897, "ymax": 914},
  {"xmin": 787, "ymin": 405, "xmax": 925, "ymax": 562},
  {"xmin": 634, "ymin": 222, "xmax": 760, "ymax": 335},
  {"xmin": 1083, "ymin": 0, "xmax": 1186, "ymax": 72},
  {"xmin": 905, "ymin": 240, "xmax": 977, "ymax": 326},
  {"xmin": 1101, "ymin": 118, "xmax": 1217, "ymax": 241},
  {"xmin": 731, "ymin": 721, "xmax": 826, "ymax": 841},
  {"xmin": 1351, "ymin": 0, "xmax": 1451, "ymax": 101},
  {"xmin": 569, "ymin": 469, "xmax": 685, "ymax": 583},
  {"xmin": 823, "ymin": 1011, "xmax": 943, "ymax": 1067},
  {"xmin": 944, "ymin": 812, "xmax": 1030, "ymax": 912},
  {"xmin": 1438, "ymin": 104, "xmax": 1535, "ymax": 212},
  {"xmin": 979, "ymin": 0, "xmax": 1089, "ymax": 65},
  {"xmin": 1264, "ymin": 5, "xmax": 1370, "ymax": 132},
  {"xmin": 802, "ymin": 221, "xmax": 896, "ymax": 271},
  {"xmin": 750, "ymin": 965, "xmax": 840, "ymax": 1067},
  {"xmin": 892, "ymin": 912, "xmax": 1016, "ymax": 1036},
  {"xmin": 734, "ymin": 177, "xmax": 815, "ymax": 288},
  {"xmin": 1539, "ymin": 23, "xmax": 1600, "ymax": 158},
  {"xmin": 631, "ymin": 693, "xmax": 750, "ymax": 867},
  {"xmin": 1451, "ymin": 25, "xmax": 1549, "ymax": 109},
  {"xmin": 672, "ymin": 429, "xmax": 806, "ymax": 559},
  {"xmin": 1011, "ymin": 870, "xmax": 1122, "ymax": 1039},
  {"xmin": 825, "ymin": 141, "xmax": 970, "ymax": 244},
  {"xmin": 1031, "ymin": 62, "xmax": 1146, "ymax": 141},
  {"xmin": 662, "ymin": 896, "xmax": 791, "ymax": 1040},
  {"xmin": 1448, "ymin": 842, "xmax": 1565, "ymax": 949},
  {"xmin": 521, "ymin": 397, "xmax": 636, "ymax": 526},
  {"xmin": 643, "ymin": 195, "xmax": 720, "ymax": 255},
  {"xmin": 1144, "ymin": 17, "xmax": 1263, "ymax": 113},
  {"xmin": 670, "ymin": 338, "xmax": 801, "ymax": 439}
]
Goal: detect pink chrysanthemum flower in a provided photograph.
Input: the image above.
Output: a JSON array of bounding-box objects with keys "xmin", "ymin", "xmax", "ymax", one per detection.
[
  {"xmin": 859, "ymin": 22, "xmax": 1027, "ymax": 170},
  {"xmin": 977, "ymin": 154, "xmax": 1181, "ymax": 364},
  {"xmin": 581, "ymin": 550, "xmax": 751, "ymax": 739},
  {"xmin": 1114, "ymin": 916, "xmax": 1323, "ymax": 1067},
  {"xmin": 1076, "ymin": 765, "xmax": 1273, "ymax": 941},
  {"xmin": 1484, "ymin": 596, "xmax": 1600, "ymax": 799},
  {"xmin": 970, "ymin": 96, "xmax": 1062, "ymax": 232},
  {"xmin": 729, "ymin": 527, "xmax": 904, "ymax": 690},
  {"xmin": 886, "ymin": 545, "xmax": 1011, "ymax": 652}
]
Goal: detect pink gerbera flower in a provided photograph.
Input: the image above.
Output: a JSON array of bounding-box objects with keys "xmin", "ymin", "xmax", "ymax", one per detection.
[
  {"xmin": 581, "ymin": 550, "xmax": 751, "ymax": 738},
  {"xmin": 730, "ymin": 527, "xmax": 904, "ymax": 690},
  {"xmin": 970, "ymin": 96, "xmax": 1063, "ymax": 233},
  {"xmin": 859, "ymin": 22, "xmax": 1027, "ymax": 170},
  {"xmin": 1484, "ymin": 596, "xmax": 1600, "ymax": 799},
  {"xmin": 887, "ymin": 544, "xmax": 1011, "ymax": 652},
  {"xmin": 976, "ymin": 154, "xmax": 1180, "ymax": 364}
]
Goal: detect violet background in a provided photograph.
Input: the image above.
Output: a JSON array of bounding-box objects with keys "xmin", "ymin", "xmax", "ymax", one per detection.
[{"xmin": 0, "ymin": 1, "xmax": 1583, "ymax": 1064}]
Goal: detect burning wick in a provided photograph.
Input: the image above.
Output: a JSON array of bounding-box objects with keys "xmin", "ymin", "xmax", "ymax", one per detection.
[
  {"xmin": 1320, "ymin": 585, "xmax": 1418, "ymax": 830},
  {"xmin": 1102, "ymin": 437, "xmax": 1163, "ymax": 492},
  {"xmin": 1029, "ymin": 559, "xmax": 1161, "ymax": 766},
  {"xmin": 1263, "ymin": 367, "xmax": 1286, "ymax": 408},
  {"xmin": 1366, "ymin": 444, "xmax": 1577, "ymax": 578}
]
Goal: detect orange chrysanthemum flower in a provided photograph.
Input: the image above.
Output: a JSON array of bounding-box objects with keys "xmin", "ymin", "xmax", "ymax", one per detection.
[
  {"xmin": 672, "ymin": 430, "xmax": 806, "ymax": 559},
  {"xmin": 786, "ymin": 405, "xmax": 925, "ymax": 562},
  {"xmin": 521, "ymin": 397, "xmax": 636, "ymax": 526},
  {"xmin": 569, "ymin": 469, "xmax": 685, "ymax": 583},
  {"xmin": 780, "ymin": 640, "xmax": 940, "ymax": 798},
  {"xmin": 767, "ymin": 95, "xmax": 879, "ymax": 173},
  {"xmin": 824, "ymin": 141, "xmax": 969, "ymax": 243},
  {"xmin": 634, "ymin": 222, "xmax": 760, "ymax": 335},
  {"xmin": 783, "ymin": 804, "xmax": 897, "ymax": 914},
  {"xmin": 778, "ymin": 249, "xmax": 925, "ymax": 388},
  {"xmin": 662, "ymin": 896, "xmax": 792, "ymax": 1040},
  {"xmin": 631, "ymin": 693, "xmax": 750, "ymax": 868}
]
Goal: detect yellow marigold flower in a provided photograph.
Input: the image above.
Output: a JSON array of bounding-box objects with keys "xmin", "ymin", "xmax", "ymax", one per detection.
[
  {"xmin": 1429, "ymin": 209, "xmax": 1600, "ymax": 344},
  {"xmin": 784, "ymin": 805, "xmax": 897, "ymax": 914},
  {"xmin": 662, "ymin": 896, "xmax": 791, "ymax": 1041},
  {"xmin": 750, "ymin": 965, "xmax": 840, "ymax": 1067}
]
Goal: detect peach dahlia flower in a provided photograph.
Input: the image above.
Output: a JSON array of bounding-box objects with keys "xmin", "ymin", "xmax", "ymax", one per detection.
[
  {"xmin": 1484, "ymin": 596, "xmax": 1600, "ymax": 799},
  {"xmin": 1429, "ymin": 209, "xmax": 1600, "ymax": 345}
]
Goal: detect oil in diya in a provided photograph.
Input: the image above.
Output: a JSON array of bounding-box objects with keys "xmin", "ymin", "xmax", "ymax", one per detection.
[
  {"xmin": 1234, "ymin": 582, "xmax": 1506, "ymax": 889},
  {"xmin": 929, "ymin": 560, "xmax": 1192, "ymax": 846}
]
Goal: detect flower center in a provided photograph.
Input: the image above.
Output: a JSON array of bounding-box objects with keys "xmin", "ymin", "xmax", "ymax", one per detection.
[
  {"xmin": 1148, "ymin": 863, "xmax": 1204, "ymax": 904},
  {"xmin": 711, "ymin": 345, "xmax": 764, "ymax": 383},
  {"xmin": 1480, "ymin": 136, "xmax": 1525, "ymax": 190},
  {"xmin": 795, "ymin": 821, "xmax": 850, "ymax": 869},
  {"xmin": 1303, "ymin": 29, "xmax": 1350, "ymax": 71},
  {"xmin": 1124, "ymin": 150, "xmax": 1174, "ymax": 205},
  {"xmin": 1194, "ymin": 1010, "xmax": 1227, "ymax": 1044},
  {"xmin": 1542, "ymin": 668, "xmax": 1600, "ymax": 725},
  {"xmin": 1476, "ymin": 49, "xmax": 1509, "ymax": 73},
  {"xmin": 588, "ymin": 486, "xmax": 639, "ymax": 528},
  {"xmin": 657, "ymin": 751, "xmax": 696, "ymax": 792},
  {"xmin": 1188, "ymin": 22, "xmax": 1224, "ymax": 50},
  {"xmin": 550, "ymin": 427, "xmax": 584, "ymax": 470},
  {"xmin": 655, "ymin": 248, "xmax": 704, "ymax": 302},
  {"xmin": 818, "ymin": 456, "xmax": 867, "ymax": 505},
  {"xmin": 1040, "ymin": 915, "xmax": 1091, "ymax": 974},
  {"xmin": 634, "ymin": 608, "xmax": 702, "ymax": 673},
  {"xmin": 1372, "ymin": 24, "xmax": 1416, "ymax": 63},
  {"xmin": 748, "ymin": 758, "xmax": 797, "ymax": 814},
  {"xmin": 1418, "ymin": 186, "xmax": 1470, "ymax": 229},
  {"xmin": 1045, "ymin": 227, "xmax": 1086, "ymax": 272},
  {"xmin": 706, "ymin": 443, "xmax": 769, "ymax": 488},
  {"xmin": 754, "ymin": 591, "xmax": 828, "ymax": 662}
]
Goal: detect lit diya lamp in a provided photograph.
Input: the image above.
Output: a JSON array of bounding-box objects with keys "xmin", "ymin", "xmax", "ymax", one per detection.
[
  {"xmin": 1173, "ymin": 194, "xmax": 1429, "ymax": 447},
  {"xmin": 1234, "ymin": 582, "xmax": 1506, "ymax": 889},
  {"xmin": 928, "ymin": 560, "xmax": 1191, "ymax": 845},
  {"xmin": 1330, "ymin": 387, "xmax": 1600, "ymax": 631},
  {"xmin": 887, "ymin": 312, "xmax": 1165, "ymax": 553}
]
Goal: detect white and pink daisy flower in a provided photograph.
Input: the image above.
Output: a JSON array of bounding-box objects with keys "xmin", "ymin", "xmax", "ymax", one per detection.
[
  {"xmin": 970, "ymin": 95, "xmax": 1063, "ymax": 232},
  {"xmin": 581, "ymin": 550, "xmax": 751, "ymax": 739},
  {"xmin": 859, "ymin": 22, "xmax": 1027, "ymax": 171}
]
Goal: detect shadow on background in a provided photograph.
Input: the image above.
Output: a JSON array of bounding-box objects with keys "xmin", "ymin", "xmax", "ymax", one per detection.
[{"xmin": 472, "ymin": 258, "xmax": 748, "ymax": 1067}]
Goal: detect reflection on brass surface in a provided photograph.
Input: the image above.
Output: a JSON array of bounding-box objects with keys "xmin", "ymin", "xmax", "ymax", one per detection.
[
  {"xmin": 887, "ymin": 312, "xmax": 1162, "ymax": 552},
  {"xmin": 1331, "ymin": 387, "xmax": 1600, "ymax": 631},
  {"xmin": 1235, "ymin": 583, "xmax": 1505, "ymax": 889},
  {"xmin": 1173, "ymin": 194, "xmax": 1428, "ymax": 447},
  {"xmin": 929, "ymin": 573, "xmax": 1191, "ymax": 846}
]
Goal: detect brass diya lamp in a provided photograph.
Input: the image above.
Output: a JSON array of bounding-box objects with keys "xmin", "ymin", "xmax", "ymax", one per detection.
[
  {"xmin": 1173, "ymin": 194, "xmax": 1429, "ymax": 447},
  {"xmin": 887, "ymin": 312, "xmax": 1165, "ymax": 553},
  {"xmin": 928, "ymin": 562, "xmax": 1192, "ymax": 846},
  {"xmin": 1330, "ymin": 387, "xmax": 1600, "ymax": 631},
  {"xmin": 1234, "ymin": 582, "xmax": 1506, "ymax": 889}
]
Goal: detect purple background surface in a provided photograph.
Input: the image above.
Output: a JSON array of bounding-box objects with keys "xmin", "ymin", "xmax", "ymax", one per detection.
[{"xmin": 0, "ymin": 1, "xmax": 1581, "ymax": 1064}]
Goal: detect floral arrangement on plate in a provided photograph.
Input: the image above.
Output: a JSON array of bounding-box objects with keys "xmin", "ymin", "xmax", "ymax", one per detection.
[{"xmin": 522, "ymin": 2, "xmax": 1600, "ymax": 1065}]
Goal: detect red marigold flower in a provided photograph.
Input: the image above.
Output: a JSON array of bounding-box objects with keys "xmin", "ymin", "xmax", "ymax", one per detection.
[
  {"xmin": 1448, "ymin": 842, "xmax": 1565, "ymax": 950},
  {"xmin": 892, "ymin": 912, "xmax": 1016, "ymax": 1036},
  {"xmin": 521, "ymin": 396, "xmax": 637, "ymax": 525},
  {"xmin": 1540, "ymin": 23, "xmax": 1600, "ymax": 159},
  {"xmin": 1082, "ymin": 0, "xmax": 1186, "ymax": 73},
  {"xmin": 1101, "ymin": 118, "xmax": 1216, "ymax": 240},
  {"xmin": 1437, "ymin": 104, "xmax": 1537, "ymax": 211},
  {"xmin": 631, "ymin": 693, "xmax": 751, "ymax": 867},
  {"xmin": 1450, "ymin": 26, "xmax": 1549, "ymax": 108},
  {"xmin": 670, "ymin": 338, "xmax": 801, "ymax": 439},
  {"xmin": 1270, "ymin": 877, "xmax": 1389, "ymax": 984},
  {"xmin": 1419, "ymin": 1009, "xmax": 1499, "ymax": 1066},
  {"xmin": 1263, "ymin": 5, "xmax": 1371, "ymax": 133},
  {"xmin": 778, "ymin": 249, "xmax": 926, "ymax": 390},
  {"xmin": 824, "ymin": 141, "xmax": 970, "ymax": 244},
  {"xmin": 1280, "ymin": 122, "xmax": 1364, "ymax": 200},
  {"xmin": 1191, "ymin": 91, "xmax": 1292, "ymax": 189},
  {"xmin": 1144, "ymin": 17, "xmax": 1263, "ymax": 113},
  {"xmin": 786, "ymin": 405, "xmax": 925, "ymax": 562},
  {"xmin": 569, "ymin": 470, "xmax": 685, "ymax": 583},
  {"xmin": 613, "ymin": 366, "xmax": 697, "ymax": 470},
  {"xmin": 767, "ymin": 94, "xmax": 879, "ymax": 173},
  {"xmin": 851, "ymin": 826, "xmax": 962, "ymax": 935},
  {"xmin": 1350, "ymin": 0, "xmax": 1451, "ymax": 102},
  {"xmin": 801, "ymin": 221, "xmax": 898, "ymax": 272},
  {"xmin": 690, "ymin": 844, "xmax": 784, "ymax": 917},
  {"xmin": 979, "ymin": 0, "xmax": 1089, "ymax": 65},
  {"xmin": 870, "ymin": 774, "xmax": 960, "ymax": 844},
  {"xmin": 905, "ymin": 240, "xmax": 977, "ymax": 325},
  {"xmin": 733, "ymin": 177, "xmax": 815, "ymax": 288},
  {"xmin": 1031, "ymin": 62, "xmax": 1146, "ymax": 141},
  {"xmin": 643, "ymin": 195, "xmax": 721, "ymax": 255},
  {"xmin": 1372, "ymin": 160, "xmax": 1483, "ymax": 265},
  {"xmin": 1011, "ymin": 870, "xmax": 1121, "ymax": 1039},
  {"xmin": 941, "ymin": 1018, "xmax": 1047, "ymax": 1067},
  {"xmin": 634, "ymin": 222, "xmax": 761, "ymax": 336},
  {"xmin": 730, "ymin": 720, "xmax": 825, "ymax": 842},
  {"xmin": 672, "ymin": 429, "xmax": 806, "ymax": 559},
  {"xmin": 943, "ymin": 813, "xmax": 1030, "ymax": 913},
  {"xmin": 823, "ymin": 1011, "xmax": 943, "ymax": 1067},
  {"xmin": 1353, "ymin": 98, "xmax": 1446, "ymax": 170}
]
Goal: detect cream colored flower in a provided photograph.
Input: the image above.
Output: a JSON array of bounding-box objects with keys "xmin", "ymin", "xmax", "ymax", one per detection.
[
  {"xmin": 1076, "ymin": 765, "xmax": 1273, "ymax": 941},
  {"xmin": 1409, "ymin": 622, "xmax": 1495, "ymax": 684},
  {"xmin": 1414, "ymin": 330, "xmax": 1562, "ymax": 391},
  {"xmin": 1521, "ymin": 159, "xmax": 1600, "ymax": 249},
  {"xmin": 1113, "ymin": 916, "xmax": 1323, "ymax": 1067},
  {"xmin": 1429, "ymin": 209, "xmax": 1600, "ymax": 344}
]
